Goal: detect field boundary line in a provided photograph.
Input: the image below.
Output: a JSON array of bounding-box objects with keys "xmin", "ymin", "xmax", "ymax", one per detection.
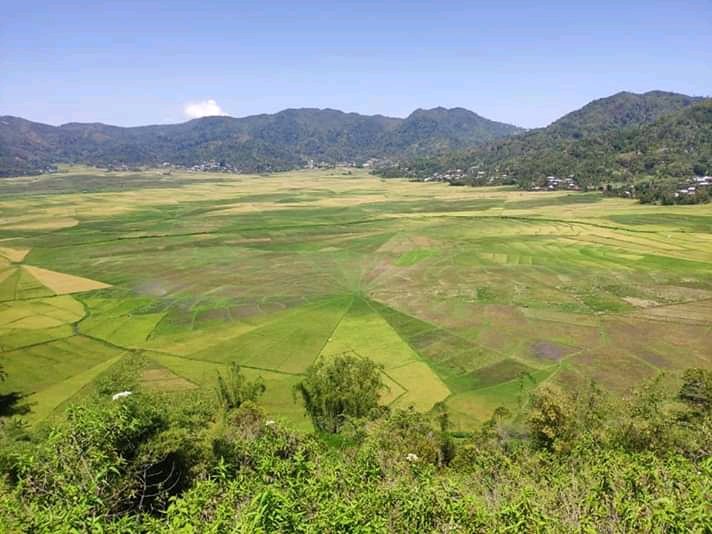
[
  {"xmin": 151, "ymin": 351, "xmax": 307, "ymax": 377},
  {"xmin": 0, "ymin": 333, "xmax": 76, "ymax": 354},
  {"xmin": 34, "ymin": 217, "xmax": 398, "ymax": 250},
  {"xmin": 621, "ymin": 295, "xmax": 712, "ymax": 312},
  {"xmin": 369, "ymin": 296, "xmax": 512, "ymax": 361},
  {"xmin": 313, "ymin": 294, "xmax": 355, "ymax": 365},
  {"xmin": 461, "ymin": 364, "xmax": 558, "ymax": 395}
]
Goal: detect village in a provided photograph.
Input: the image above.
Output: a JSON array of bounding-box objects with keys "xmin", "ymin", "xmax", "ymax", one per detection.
[
  {"xmin": 530, "ymin": 175, "xmax": 581, "ymax": 191},
  {"xmin": 674, "ymin": 175, "xmax": 712, "ymax": 198}
]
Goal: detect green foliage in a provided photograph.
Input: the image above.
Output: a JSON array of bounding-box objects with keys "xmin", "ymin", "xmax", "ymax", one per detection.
[
  {"xmin": 379, "ymin": 92, "xmax": 711, "ymax": 196},
  {"xmin": 1, "ymin": 366, "xmax": 711, "ymax": 531},
  {"xmin": 527, "ymin": 385, "xmax": 576, "ymax": 452},
  {"xmin": 294, "ymin": 354, "xmax": 386, "ymax": 433},
  {"xmin": 94, "ymin": 352, "xmax": 145, "ymax": 398},
  {"xmin": 619, "ymin": 374, "xmax": 678, "ymax": 453},
  {"xmin": 359, "ymin": 408, "xmax": 447, "ymax": 472},
  {"xmin": 0, "ymin": 108, "xmax": 521, "ymax": 176},
  {"xmin": 678, "ymin": 368, "xmax": 712, "ymax": 414},
  {"xmin": 215, "ymin": 362, "xmax": 266, "ymax": 411}
]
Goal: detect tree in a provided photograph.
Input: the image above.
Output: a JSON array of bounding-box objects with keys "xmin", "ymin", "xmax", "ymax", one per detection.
[
  {"xmin": 294, "ymin": 354, "xmax": 386, "ymax": 433},
  {"xmin": 433, "ymin": 401, "xmax": 456, "ymax": 466},
  {"xmin": 215, "ymin": 363, "xmax": 265, "ymax": 411},
  {"xmin": 527, "ymin": 385, "xmax": 576, "ymax": 452}
]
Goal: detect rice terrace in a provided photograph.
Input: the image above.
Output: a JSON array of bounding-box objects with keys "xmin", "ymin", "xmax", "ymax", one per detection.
[{"xmin": 1, "ymin": 165, "xmax": 710, "ymax": 431}]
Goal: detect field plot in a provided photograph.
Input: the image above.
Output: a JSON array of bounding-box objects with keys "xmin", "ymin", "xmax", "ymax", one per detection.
[{"xmin": 1, "ymin": 167, "xmax": 711, "ymax": 428}]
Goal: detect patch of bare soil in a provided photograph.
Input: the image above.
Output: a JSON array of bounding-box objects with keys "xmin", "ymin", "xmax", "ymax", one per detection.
[
  {"xmin": 623, "ymin": 297, "xmax": 659, "ymax": 308},
  {"xmin": 532, "ymin": 341, "xmax": 566, "ymax": 361}
]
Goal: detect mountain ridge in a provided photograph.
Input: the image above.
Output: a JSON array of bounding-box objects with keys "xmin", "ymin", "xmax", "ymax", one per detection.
[{"xmin": 0, "ymin": 107, "xmax": 523, "ymax": 176}]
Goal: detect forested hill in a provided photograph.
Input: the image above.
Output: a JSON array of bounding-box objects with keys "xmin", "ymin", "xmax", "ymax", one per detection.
[
  {"xmin": 385, "ymin": 91, "xmax": 710, "ymax": 187},
  {"xmin": 0, "ymin": 107, "xmax": 522, "ymax": 177},
  {"xmin": 544, "ymin": 90, "xmax": 704, "ymax": 138}
]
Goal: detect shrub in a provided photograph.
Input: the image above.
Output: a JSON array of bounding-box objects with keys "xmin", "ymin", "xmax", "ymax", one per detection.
[
  {"xmin": 678, "ymin": 368, "xmax": 712, "ymax": 414},
  {"xmin": 215, "ymin": 363, "xmax": 266, "ymax": 411},
  {"xmin": 527, "ymin": 385, "xmax": 576, "ymax": 452}
]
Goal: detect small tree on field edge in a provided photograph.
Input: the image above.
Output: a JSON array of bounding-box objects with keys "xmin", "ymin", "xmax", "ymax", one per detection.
[
  {"xmin": 216, "ymin": 363, "xmax": 266, "ymax": 411},
  {"xmin": 294, "ymin": 354, "xmax": 386, "ymax": 433}
]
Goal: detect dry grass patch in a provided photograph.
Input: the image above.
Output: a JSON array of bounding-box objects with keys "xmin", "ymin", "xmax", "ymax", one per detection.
[
  {"xmin": 0, "ymin": 217, "xmax": 78, "ymax": 231},
  {"xmin": 0, "ymin": 246, "xmax": 30, "ymax": 263},
  {"xmin": 389, "ymin": 361, "xmax": 450, "ymax": 411},
  {"xmin": 569, "ymin": 349, "xmax": 658, "ymax": 394},
  {"xmin": 638, "ymin": 301, "xmax": 712, "ymax": 325},
  {"xmin": 22, "ymin": 265, "xmax": 111, "ymax": 294},
  {"xmin": 623, "ymin": 297, "xmax": 660, "ymax": 308},
  {"xmin": 0, "ymin": 268, "xmax": 15, "ymax": 285}
]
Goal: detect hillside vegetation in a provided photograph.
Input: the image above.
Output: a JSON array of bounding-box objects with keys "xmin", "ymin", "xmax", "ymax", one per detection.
[
  {"xmin": 0, "ymin": 355, "xmax": 710, "ymax": 532},
  {"xmin": 0, "ymin": 107, "xmax": 522, "ymax": 176},
  {"xmin": 381, "ymin": 91, "xmax": 711, "ymax": 191}
]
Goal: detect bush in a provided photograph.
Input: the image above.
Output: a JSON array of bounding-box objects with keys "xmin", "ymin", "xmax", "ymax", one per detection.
[{"xmin": 1, "ymin": 363, "xmax": 711, "ymax": 532}]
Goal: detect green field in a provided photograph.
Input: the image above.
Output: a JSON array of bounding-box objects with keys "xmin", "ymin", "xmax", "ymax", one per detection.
[{"xmin": 1, "ymin": 166, "xmax": 711, "ymax": 429}]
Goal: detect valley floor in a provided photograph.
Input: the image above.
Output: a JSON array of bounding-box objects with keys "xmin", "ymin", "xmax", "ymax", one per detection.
[{"xmin": 1, "ymin": 167, "xmax": 711, "ymax": 429}]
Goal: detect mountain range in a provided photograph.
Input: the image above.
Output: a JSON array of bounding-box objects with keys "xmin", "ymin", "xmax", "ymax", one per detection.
[
  {"xmin": 392, "ymin": 91, "xmax": 711, "ymax": 187},
  {"xmin": 0, "ymin": 108, "xmax": 523, "ymax": 177},
  {"xmin": 2, "ymin": 91, "xmax": 709, "ymax": 187}
]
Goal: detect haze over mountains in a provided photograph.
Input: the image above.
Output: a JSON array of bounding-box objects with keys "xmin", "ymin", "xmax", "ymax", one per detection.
[{"xmin": 0, "ymin": 107, "xmax": 522, "ymax": 177}]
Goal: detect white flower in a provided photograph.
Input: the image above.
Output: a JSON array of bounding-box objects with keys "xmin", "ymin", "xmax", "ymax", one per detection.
[
  {"xmin": 406, "ymin": 453, "xmax": 419, "ymax": 463},
  {"xmin": 111, "ymin": 391, "xmax": 132, "ymax": 401},
  {"xmin": 265, "ymin": 420, "xmax": 276, "ymax": 427}
]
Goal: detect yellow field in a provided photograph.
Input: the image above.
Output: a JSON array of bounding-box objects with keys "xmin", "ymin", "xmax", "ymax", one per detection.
[
  {"xmin": 22, "ymin": 265, "xmax": 111, "ymax": 294},
  {"xmin": 389, "ymin": 361, "xmax": 451, "ymax": 411}
]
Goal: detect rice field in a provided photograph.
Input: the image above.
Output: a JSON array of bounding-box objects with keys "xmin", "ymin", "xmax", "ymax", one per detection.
[{"xmin": 1, "ymin": 166, "xmax": 711, "ymax": 429}]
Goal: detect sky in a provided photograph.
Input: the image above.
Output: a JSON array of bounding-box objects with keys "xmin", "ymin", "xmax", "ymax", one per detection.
[{"xmin": 1, "ymin": 1, "xmax": 710, "ymax": 128}]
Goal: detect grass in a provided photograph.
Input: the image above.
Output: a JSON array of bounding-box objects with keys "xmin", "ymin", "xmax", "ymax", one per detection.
[
  {"xmin": 1, "ymin": 167, "xmax": 711, "ymax": 427},
  {"xmin": 199, "ymin": 296, "xmax": 352, "ymax": 373},
  {"xmin": 320, "ymin": 297, "xmax": 419, "ymax": 369},
  {"xmin": 395, "ymin": 248, "xmax": 438, "ymax": 266},
  {"xmin": 388, "ymin": 361, "xmax": 451, "ymax": 411},
  {"xmin": 26, "ymin": 354, "xmax": 124, "ymax": 424},
  {"xmin": 1, "ymin": 336, "xmax": 127, "ymax": 396}
]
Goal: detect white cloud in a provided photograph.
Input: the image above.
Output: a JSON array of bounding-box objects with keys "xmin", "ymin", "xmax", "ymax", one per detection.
[{"xmin": 183, "ymin": 99, "xmax": 227, "ymax": 119}]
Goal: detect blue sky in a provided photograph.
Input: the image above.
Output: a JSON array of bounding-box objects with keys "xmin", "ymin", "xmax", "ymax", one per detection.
[{"xmin": 1, "ymin": 1, "xmax": 710, "ymax": 128}]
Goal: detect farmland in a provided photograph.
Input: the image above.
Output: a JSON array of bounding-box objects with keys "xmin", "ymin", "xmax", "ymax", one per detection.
[{"xmin": 1, "ymin": 166, "xmax": 711, "ymax": 430}]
